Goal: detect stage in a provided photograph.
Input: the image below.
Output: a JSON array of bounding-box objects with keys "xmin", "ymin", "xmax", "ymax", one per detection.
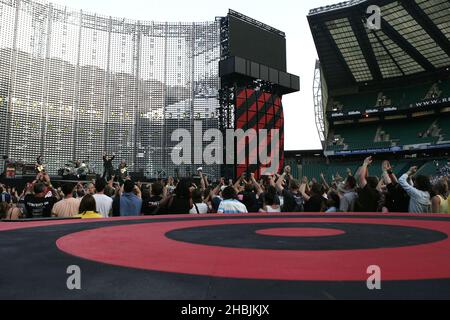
[
  {"xmin": 1, "ymin": 213, "xmax": 450, "ymax": 300},
  {"xmin": 0, "ymin": 175, "xmax": 156, "ymax": 192}
]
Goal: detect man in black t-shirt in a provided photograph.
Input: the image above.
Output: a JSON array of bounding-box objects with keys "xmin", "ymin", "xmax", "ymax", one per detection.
[
  {"xmin": 381, "ymin": 162, "xmax": 410, "ymax": 213},
  {"xmin": 279, "ymin": 179, "xmax": 304, "ymax": 212},
  {"xmin": 142, "ymin": 182, "xmax": 164, "ymax": 215},
  {"xmin": 304, "ymin": 195, "xmax": 326, "ymax": 212},
  {"xmin": 355, "ymin": 157, "xmax": 381, "ymax": 212},
  {"xmin": 240, "ymin": 184, "xmax": 260, "ymax": 213},
  {"xmin": 355, "ymin": 182, "xmax": 381, "ymax": 212},
  {"xmin": 303, "ymin": 183, "xmax": 326, "ymax": 212},
  {"xmin": 385, "ymin": 182, "xmax": 409, "ymax": 213},
  {"xmin": 24, "ymin": 183, "xmax": 57, "ymax": 218},
  {"xmin": 275, "ymin": 169, "xmax": 305, "ymax": 213}
]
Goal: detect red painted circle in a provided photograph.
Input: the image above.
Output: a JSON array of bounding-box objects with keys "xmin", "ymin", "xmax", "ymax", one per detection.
[
  {"xmin": 256, "ymin": 227, "xmax": 345, "ymax": 237},
  {"xmin": 56, "ymin": 217, "xmax": 450, "ymax": 281}
]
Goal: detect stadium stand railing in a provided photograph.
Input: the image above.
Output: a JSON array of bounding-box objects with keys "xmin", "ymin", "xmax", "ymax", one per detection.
[
  {"xmin": 326, "ymin": 113, "xmax": 450, "ymax": 153},
  {"xmin": 329, "ymin": 79, "xmax": 450, "ymax": 114}
]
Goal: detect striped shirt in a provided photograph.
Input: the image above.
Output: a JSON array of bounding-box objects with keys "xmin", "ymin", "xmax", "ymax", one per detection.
[{"xmin": 217, "ymin": 199, "xmax": 248, "ymax": 214}]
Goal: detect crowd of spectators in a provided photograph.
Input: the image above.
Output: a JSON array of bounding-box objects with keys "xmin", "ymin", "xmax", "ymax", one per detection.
[{"xmin": 1, "ymin": 157, "xmax": 449, "ymax": 220}]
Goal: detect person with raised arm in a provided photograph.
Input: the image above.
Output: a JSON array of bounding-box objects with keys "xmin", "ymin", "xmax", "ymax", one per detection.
[
  {"xmin": 250, "ymin": 173, "xmax": 264, "ymax": 197},
  {"xmin": 276, "ymin": 168, "xmax": 304, "ymax": 212},
  {"xmin": 320, "ymin": 172, "xmax": 330, "ymax": 193},
  {"xmin": 381, "ymin": 160, "xmax": 409, "ymax": 213},
  {"xmin": 354, "ymin": 156, "xmax": 381, "ymax": 212},
  {"xmin": 102, "ymin": 152, "xmax": 116, "ymax": 181},
  {"xmin": 338, "ymin": 174, "xmax": 358, "ymax": 213},
  {"xmin": 399, "ymin": 166, "xmax": 431, "ymax": 214},
  {"xmin": 300, "ymin": 179, "xmax": 326, "ymax": 213},
  {"xmin": 24, "ymin": 179, "xmax": 58, "ymax": 219}
]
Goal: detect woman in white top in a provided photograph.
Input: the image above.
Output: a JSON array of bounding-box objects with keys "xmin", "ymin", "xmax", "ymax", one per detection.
[
  {"xmin": 189, "ymin": 189, "xmax": 209, "ymax": 214},
  {"xmin": 259, "ymin": 188, "xmax": 281, "ymax": 213}
]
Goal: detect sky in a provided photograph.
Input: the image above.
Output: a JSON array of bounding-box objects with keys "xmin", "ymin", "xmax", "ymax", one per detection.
[{"xmin": 49, "ymin": 0, "xmax": 340, "ymax": 151}]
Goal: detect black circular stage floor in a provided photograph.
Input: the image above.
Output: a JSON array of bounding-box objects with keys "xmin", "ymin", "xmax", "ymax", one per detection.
[{"xmin": 1, "ymin": 213, "xmax": 450, "ymax": 300}]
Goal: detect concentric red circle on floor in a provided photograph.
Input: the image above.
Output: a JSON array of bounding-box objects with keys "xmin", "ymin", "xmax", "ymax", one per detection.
[
  {"xmin": 57, "ymin": 217, "xmax": 450, "ymax": 281},
  {"xmin": 255, "ymin": 227, "xmax": 346, "ymax": 237}
]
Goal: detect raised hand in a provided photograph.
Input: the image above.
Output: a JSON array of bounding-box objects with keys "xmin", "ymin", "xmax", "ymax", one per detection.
[
  {"xmin": 408, "ymin": 166, "xmax": 418, "ymax": 176},
  {"xmin": 382, "ymin": 160, "xmax": 392, "ymax": 172},
  {"xmin": 363, "ymin": 156, "xmax": 373, "ymax": 167}
]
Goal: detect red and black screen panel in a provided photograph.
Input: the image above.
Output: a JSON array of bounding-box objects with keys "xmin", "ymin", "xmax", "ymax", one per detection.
[{"xmin": 233, "ymin": 88, "xmax": 285, "ymax": 179}]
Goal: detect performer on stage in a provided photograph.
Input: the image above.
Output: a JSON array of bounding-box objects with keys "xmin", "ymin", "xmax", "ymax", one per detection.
[
  {"xmin": 36, "ymin": 155, "xmax": 46, "ymax": 173},
  {"xmin": 102, "ymin": 153, "xmax": 115, "ymax": 181},
  {"xmin": 75, "ymin": 160, "xmax": 89, "ymax": 180},
  {"xmin": 118, "ymin": 160, "xmax": 128, "ymax": 175},
  {"xmin": 118, "ymin": 160, "xmax": 129, "ymax": 184}
]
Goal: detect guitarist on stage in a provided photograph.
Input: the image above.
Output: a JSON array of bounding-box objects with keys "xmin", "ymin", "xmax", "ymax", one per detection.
[
  {"xmin": 118, "ymin": 160, "xmax": 129, "ymax": 184},
  {"xmin": 36, "ymin": 155, "xmax": 46, "ymax": 173}
]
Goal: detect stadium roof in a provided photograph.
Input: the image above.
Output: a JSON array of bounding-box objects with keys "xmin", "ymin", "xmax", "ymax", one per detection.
[{"xmin": 308, "ymin": 0, "xmax": 450, "ymax": 90}]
